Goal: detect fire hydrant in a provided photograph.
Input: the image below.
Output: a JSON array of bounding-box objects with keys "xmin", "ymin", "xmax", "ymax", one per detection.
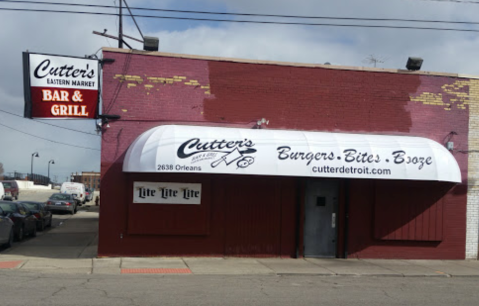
[{"xmin": 95, "ymin": 195, "xmax": 100, "ymax": 206}]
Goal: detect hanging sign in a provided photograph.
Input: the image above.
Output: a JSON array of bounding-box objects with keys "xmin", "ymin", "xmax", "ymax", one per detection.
[
  {"xmin": 133, "ymin": 182, "xmax": 202, "ymax": 204},
  {"xmin": 23, "ymin": 52, "xmax": 99, "ymax": 119}
]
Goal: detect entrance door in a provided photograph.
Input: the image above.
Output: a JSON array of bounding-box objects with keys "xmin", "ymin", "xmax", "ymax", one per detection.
[{"xmin": 303, "ymin": 180, "xmax": 339, "ymax": 257}]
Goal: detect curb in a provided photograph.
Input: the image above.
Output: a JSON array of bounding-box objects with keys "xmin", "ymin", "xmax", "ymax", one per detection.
[{"xmin": 4, "ymin": 266, "xmax": 479, "ymax": 277}]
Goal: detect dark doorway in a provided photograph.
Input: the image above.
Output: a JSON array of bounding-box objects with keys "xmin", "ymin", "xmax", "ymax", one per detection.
[{"xmin": 304, "ymin": 180, "xmax": 339, "ymax": 257}]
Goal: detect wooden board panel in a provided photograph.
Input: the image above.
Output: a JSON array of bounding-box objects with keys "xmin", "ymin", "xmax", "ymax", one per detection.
[{"xmin": 374, "ymin": 181, "xmax": 447, "ymax": 241}]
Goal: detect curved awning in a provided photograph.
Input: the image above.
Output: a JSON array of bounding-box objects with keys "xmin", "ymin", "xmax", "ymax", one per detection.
[{"xmin": 123, "ymin": 125, "xmax": 462, "ymax": 183}]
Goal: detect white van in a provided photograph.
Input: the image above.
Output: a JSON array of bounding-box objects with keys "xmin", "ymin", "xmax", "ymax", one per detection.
[
  {"xmin": 0, "ymin": 183, "xmax": 5, "ymax": 200},
  {"xmin": 60, "ymin": 182, "xmax": 86, "ymax": 205}
]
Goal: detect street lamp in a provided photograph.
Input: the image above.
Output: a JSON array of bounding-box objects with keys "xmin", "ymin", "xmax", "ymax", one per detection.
[
  {"xmin": 48, "ymin": 159, "xmax": 55, "ymax": 183},
  {"xmin": 31, "ymin": 152, "xmax": 39, "ymax": 181}
]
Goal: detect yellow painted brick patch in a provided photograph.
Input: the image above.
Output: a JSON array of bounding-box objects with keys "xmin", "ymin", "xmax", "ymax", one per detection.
[
  {"xmin": 410, "ymin": 93, "xmax": 444, "ymax": 105},
  {"xmin": 114, "ymin": 74, "xmax": 212, "ymax": 95},
  {"xmin": 410, "ymin": 80, "xmax": 472, "ymax": 110}
]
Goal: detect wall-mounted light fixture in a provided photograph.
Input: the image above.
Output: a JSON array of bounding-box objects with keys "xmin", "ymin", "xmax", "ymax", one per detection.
[
  {"xmin": 406, "ymin": 57, "xmax": 423, "ymax": 71},
  {"xmin": 143, "ymin": 36, "xmax": 159, "ymax": 52},
  {"xmin": 99, "ymin": 58, "xmax": 116, "ymax": 67},
  {"xmin": 254, "ymin": 118, "xmax": 269, "ymax": 129},
  {"xmin": 98, "ymin": 114, "xmax": 121, "ymax": 129}
]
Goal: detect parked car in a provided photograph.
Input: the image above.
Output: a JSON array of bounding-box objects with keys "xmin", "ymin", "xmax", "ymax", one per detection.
[
  {"xmin": 85, "ymin": 188, "xmax": 94, "ymax": 202},
  {"xmin": 45, "ymin": 193, "xmax": 77, "ymax": 215},
  {"xmin": 0, "ymin": 201, "xmax": 37, "ymax": 241},
  {"xmin": 1, "ymin": 181, "xmax": 19, "ymax": 200},
  {"xmin": 60, "ymin": 182, "xmax": 86, "ymax": 205},
  {"xmin": 0, "ymin": 206, "xmax": 14, "ymax": 248},
  {"xmin": 20, "ymin": 201, "xmax": 53, "ymax": 231}
]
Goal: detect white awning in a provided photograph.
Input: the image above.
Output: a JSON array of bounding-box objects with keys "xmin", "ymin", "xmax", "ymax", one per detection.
[{"xmin": 123, "ymin": 125, "xmax": 462, "ymax": 183}]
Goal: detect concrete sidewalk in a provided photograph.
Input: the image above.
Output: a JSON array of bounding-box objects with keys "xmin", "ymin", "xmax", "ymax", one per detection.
[{"xmin": 1, "ymin": 256, "xmax": 479, "ymax": 277}]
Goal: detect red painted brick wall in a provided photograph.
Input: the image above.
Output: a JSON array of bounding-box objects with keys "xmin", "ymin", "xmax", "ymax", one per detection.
[
  {"xmin": 348, "ymin": 180, "xmax": 466, "ymax": 259},
  {"xmin": 100, "ymin": 50, "xmax": 468, "ymax": 259}
]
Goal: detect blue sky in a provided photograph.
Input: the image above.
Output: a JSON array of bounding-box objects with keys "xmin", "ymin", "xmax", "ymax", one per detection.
[{"xmin": 1, "ymin": 0, "xmax": 479, "ymax": 182}]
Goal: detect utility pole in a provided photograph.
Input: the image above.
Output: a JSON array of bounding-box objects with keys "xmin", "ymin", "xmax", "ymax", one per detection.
[
  {"xmin": 119, "ymin": 0, "xmax": 123, "ymax": 48},
  {"xmin": 93, "ymin": 0, "xmax": 145, "ymax": 50}
]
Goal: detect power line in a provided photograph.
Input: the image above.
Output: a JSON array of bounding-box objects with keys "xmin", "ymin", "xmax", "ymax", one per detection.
[
  {"xmin": 418, "ymin": 0, "xmax": 479, "ymax": 4},
  {"xmin": 0, "ymin": 108, "xmax": 100, "ymax": 136},
  {"xmin": 2, "ymin": 0, "xmax": 479, "ymax": 26},
  {"xmin": 0, "ymin": 121, "xmax": 101, "ymax": 151},
  {"xmin": 1, "ymin": 7, "xmax": 479, "ymax": 33},
  {"xmin": 123, "ymin": 0, "xmax": 144, "ymax": 40}
]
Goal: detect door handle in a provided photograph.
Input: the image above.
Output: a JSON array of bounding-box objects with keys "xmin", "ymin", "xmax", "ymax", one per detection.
[{"xmin": 332, "ymin": 213, "xmax": 336, "ymax": 228}]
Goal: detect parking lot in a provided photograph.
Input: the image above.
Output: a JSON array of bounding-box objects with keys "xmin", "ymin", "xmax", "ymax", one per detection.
[{"xmin": 0, "ymin": 188, "xmax": 99, "ymax": 258}]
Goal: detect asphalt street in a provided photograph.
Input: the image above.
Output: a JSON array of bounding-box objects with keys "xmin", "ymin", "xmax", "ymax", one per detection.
[{"xmin": 0, "ymin": 272, "xmax": 478, "ymax": 306}]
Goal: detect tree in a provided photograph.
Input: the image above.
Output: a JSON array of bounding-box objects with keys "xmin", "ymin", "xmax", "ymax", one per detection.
[{"xmin": 0, "ymin": 162, "xmax": 3, "ymax": 180}]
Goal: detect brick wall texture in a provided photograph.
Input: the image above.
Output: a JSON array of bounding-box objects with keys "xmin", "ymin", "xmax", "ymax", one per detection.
[
  {"xmin": 100, "ymin": 50, "xmax": 477, "ymax": 259},
  {"xmin": 466, "ymin": 80, "xmax": 479, "ymax": 259}
]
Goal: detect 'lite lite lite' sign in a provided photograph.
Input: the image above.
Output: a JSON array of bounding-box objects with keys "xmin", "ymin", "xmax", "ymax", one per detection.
[
  {"xmin": 133, "ymin": 182, "xmax": 202, "ymax": 204},
  {"xmin": 23, "ymin": 52, "xmax": 99, "ymax": 119}
]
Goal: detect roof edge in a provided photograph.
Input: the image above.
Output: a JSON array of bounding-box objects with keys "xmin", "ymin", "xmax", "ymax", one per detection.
[{"xmin": 102, "ymin": 47, "xmax": 470, "ymax": 79}]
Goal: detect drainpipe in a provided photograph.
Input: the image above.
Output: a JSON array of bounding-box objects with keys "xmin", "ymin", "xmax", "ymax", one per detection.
[
  {"xmin": 295, "ymin": 179, "xmax": 302, "ymax": 258},
  {"xmin": 344, "ymin": 180, "xmax": 350, "ymax": 258}
]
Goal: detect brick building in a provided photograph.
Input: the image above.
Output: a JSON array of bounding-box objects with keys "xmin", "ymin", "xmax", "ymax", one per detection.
[
  {"xmin": 99, "ymin": 47, "xmax": 478, "ymax": 259},
  {"xmin": 71, "ymin": 171, "xmax": 100, "ymax": 190}
]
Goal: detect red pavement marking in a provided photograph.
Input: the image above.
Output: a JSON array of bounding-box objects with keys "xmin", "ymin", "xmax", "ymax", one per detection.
[
  {"xmin": 121, "ymin": 268, "xmax": 192, "ymax": 274},
  {"xmin": 0, "ymin": 261, "xmax": 23, "ymax": 269}
]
